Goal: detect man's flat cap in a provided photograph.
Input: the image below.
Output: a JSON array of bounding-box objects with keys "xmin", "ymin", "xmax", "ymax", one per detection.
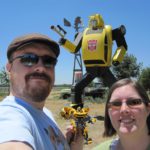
[{"xmin": 7, "ymin": 33, "xmax": 60, "ymax": 59}]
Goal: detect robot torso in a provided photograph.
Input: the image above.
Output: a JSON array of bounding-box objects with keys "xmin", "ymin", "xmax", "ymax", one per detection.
[{"xmin": 82, "ymin": 25, "xmax": 113, "ymax": 67}]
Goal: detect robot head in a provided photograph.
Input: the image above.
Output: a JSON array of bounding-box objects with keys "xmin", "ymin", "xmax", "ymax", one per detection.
[{"xmin": 88, "ymin": 14, "xmax": 104, "ymax": 29}]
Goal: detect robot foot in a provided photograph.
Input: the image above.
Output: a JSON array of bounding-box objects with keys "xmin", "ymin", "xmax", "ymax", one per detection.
[{"xmin": 84, "ymin": 138, "xmax": 92, "ymax": 145}]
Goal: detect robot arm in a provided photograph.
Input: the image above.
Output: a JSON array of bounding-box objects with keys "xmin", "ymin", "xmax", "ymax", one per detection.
[
  {"xmin": 112, "ymin": 25, "xmax": 128, "ymax": 65},
  {"xmin": 59, "ymin": 32, "xmax": 83, "ymax": 53}
]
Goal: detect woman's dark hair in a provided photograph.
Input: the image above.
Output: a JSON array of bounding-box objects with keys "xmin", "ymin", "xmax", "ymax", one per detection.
[{"xmin": 103, "ymin": 78, "xmax": 150, "ymax": 137}]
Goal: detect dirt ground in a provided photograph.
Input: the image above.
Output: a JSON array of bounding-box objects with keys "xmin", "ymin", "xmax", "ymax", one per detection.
[{"xmin": 46, "ymin": 88, "xmax": 112, "ymax": 150}]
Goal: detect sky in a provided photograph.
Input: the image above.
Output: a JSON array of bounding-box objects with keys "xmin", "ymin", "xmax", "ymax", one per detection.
[{"xmin": 0, "ymin": 0, "xmax": 150, "ymax": 85}]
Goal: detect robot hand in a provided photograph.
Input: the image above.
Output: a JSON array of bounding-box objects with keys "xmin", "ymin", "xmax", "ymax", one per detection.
[
  {"xmin": 119, "ymin": 25, "xmax": 126, "ymax": 35},
  {"xmin": 59, "ymin": 38, "xmax": 66, "ymax": 45},
  {"xmin": 112, "ymin": 61, "xmax": 120, "ymax": 66}
]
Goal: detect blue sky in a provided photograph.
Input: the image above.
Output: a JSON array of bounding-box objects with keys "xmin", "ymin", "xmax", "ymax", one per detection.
[{"xmin": 0, "ymin": 0, "xmax": 150, "ymax": 84}]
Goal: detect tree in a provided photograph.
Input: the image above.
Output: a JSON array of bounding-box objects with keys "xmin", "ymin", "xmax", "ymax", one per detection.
[
  {"xmin": 0, "ymin": 67, "xmax": 9, "ymax": 86},
  {"xmin": 112, "ymin": 53, "xmax": 142, "ymax": 80},
  {"xmin": 139, "ymin": 67, "xmax": 150, "ymax": 91}
]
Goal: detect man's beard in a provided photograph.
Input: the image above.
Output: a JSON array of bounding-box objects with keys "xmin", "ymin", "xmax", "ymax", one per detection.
[
  {"xmin": 23, "ymin": 72, "xmax": 53, "ymax": 102},
  {"xmin": 24, "ymin": 83, "xmax": 51, "ymax": 102},
  {"xmin": 11, "ymin": 71, "xmax": 54, "ymax": 102}
]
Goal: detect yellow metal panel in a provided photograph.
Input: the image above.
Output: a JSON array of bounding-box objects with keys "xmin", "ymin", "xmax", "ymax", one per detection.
[
  {"xmin": 62, "ymin": 40, "xmax": 76, "ymax": 53},
  {"xmin": 113, "ymin": 46, "xmax": 126, "ymax": 63}
]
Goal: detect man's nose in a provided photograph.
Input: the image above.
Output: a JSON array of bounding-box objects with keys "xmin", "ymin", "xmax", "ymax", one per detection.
[{"xmin": 34, "ymin": 59, "xmax": 46, "ymax": 72}]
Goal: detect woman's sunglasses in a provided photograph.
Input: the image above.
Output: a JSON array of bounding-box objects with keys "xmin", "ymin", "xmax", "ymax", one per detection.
[
  {"xmin": 10, "ymin": 53, "xmax": 57, "ymax": 68},
  {"xmin": 108, "ymin": 98, "xmax": 143, "ymax": 109}
]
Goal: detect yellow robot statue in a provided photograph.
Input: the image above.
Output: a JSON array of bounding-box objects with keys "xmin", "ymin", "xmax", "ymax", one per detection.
[{"xmin": 59, "ymin": 14, "xmax": 128, "ymax": 108}]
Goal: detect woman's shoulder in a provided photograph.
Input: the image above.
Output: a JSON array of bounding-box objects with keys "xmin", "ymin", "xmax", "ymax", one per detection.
[{"xmin": 92, "ymin": 139, "xmax": 113, "ymax": 150}]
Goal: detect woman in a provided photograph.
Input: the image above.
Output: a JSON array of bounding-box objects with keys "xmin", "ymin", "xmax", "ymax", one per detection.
[{"xmin": 93, "ymin": 78, "xmax": 150, "ymax": 150}]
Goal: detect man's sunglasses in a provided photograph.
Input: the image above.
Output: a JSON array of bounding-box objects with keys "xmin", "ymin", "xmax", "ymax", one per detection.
[
  {"xmin": 10, "ymin": 53, "xmax": 57, "ymax": 68},
  {"xmin": 107, "ymin": 98, "xmax": 143, "ymax": 109}
]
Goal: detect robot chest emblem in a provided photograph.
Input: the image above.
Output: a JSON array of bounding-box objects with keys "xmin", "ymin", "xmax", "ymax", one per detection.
[{"xmin": 88, "ymin": 40, "xmax": 97, "ymax": 51}]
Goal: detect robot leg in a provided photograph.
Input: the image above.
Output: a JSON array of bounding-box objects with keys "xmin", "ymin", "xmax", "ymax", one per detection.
[
  {"xmin": 101, "ymin": 68, "xmax": 117, "ymax": 87},
  {"xmin": 71, "ymin": 72, "xmax": 95, "ymax": 108}
]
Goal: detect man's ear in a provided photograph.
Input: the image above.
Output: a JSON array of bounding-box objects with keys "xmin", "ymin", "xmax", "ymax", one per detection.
[{"xmin": 6, "ymin": 62, "xmax": 12, "ymax": 73}]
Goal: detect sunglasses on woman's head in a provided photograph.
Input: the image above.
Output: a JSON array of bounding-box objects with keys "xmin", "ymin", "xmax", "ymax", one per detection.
[
  {"xmin": 10, "ymin": 53, "xmax": 57, "ymax": 68},
  {"xmin": 108, "ymin": 98, "xmax": 143, "ymax": 109}
]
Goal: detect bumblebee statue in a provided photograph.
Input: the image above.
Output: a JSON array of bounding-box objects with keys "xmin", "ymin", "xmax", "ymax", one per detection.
[
  {"xmin": 59, "ymin": 14, "xmax": 128, "ymax": 108},
  {"xmin": 61, "ymin": 106, "xmax": 96, "ymax": 144}
]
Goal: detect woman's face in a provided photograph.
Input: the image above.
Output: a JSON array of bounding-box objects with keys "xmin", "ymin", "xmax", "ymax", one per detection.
[{"xmin": 108, "ymin": 84, "xmax": 150, "ymax": 136}]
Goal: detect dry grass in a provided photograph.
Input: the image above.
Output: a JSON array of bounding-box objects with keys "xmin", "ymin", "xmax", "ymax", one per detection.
[{"xmin": 46, "ymin": 88, "xmax": 112, "ymax": 150}]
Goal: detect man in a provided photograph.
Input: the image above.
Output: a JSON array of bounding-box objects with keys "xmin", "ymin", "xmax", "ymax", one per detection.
[{"xmin": 0, "ymin": 33, "xmax": 83, "ymax": 150}]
